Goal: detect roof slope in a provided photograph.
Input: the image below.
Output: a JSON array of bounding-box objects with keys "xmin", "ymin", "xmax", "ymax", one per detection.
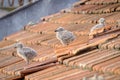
[{"xmin": 0, "ymin": 0, "xmax": 120, "ymax": 80}]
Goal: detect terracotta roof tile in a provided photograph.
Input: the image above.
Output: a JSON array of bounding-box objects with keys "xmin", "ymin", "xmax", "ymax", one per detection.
[
  {"xmin": 0, "ymin": 72, "xmax": 21, "ymax": 80},
  {"xmin": 85, "ymin": 0, "xmax": 118, "ymax": 5},
  {"xmin": 25, "ymin": 64, "xmax": 72, "ymax": 80},
  {"xmin": 4, "ymin": 31, "xmax": 39, "ymax": 44},
  {"xmin": 63, "ymin": 49, "xmax": 98, "ymax": 65},
  {"xmin": 99, "ymin": 36, "xmax": 120, "ymax": 50},
  {"xmin": 73, "ymin": 0, "xmax": 89, "ymax": 7},
  {"xmin": 2, "ymin": 61, "xmax": 26, "ymax": 75},
  {"xmin": 21, "ymin": 63, "xmax": 57, "ymax": 77},
  {"xmin": 25, "ymin": 34, "xmax": 55, "ymax": 45},
  {"xmin": 26, "ymin": 22, "xmax": 63, "ymax": 34},
  {"xmin": 72, "ymin": 3, "xmax": 120, "ymax": 14},
  {"xmin": 73, "ymin": 50, "xmax": 110, "ymax": 67},
  {"xmin": 0, "ymin": 55, "xmax": 22, "ymax": 69},
  {"xmin": 93, "ymin": 56, "xmax": 120, "ymax": 71},
  {"xmin": 116, "ymin": 6, "xmax": 120, "ymax": 11},
  {"xmin": 48, "ymin": 12, "xmax": 120, "ymax": 25},
  {"xmin": 25, "ymin": 64, "xmax": 120, "ymax": 80},
  {"xmin": 68, "ymin": 50, "xmax": 120, "ymax": 74},
  {"xmin": 86, "ymin": 50, "xmax": 120, "ymax": 72},
  {"xmin": 43, "ymin": 69, "xmax": 82, "ymax": 80},
  {"xmin": 0, "ymin": 47, "xmax": 15, "ymax": 56},
  {"xmin": 25, "ymin": 64, "xmax": 62, "ymax": 80},
  {"xmin": 64, "ymin": 49, "xmax": 99, "ymax": 66},
  {"xmin": 0, "ymin": 40, "xmax": 15, "ymax": 48},
  {"xmin": 57, "ymin": 70, "xmax": 94, "ymax": 80}
]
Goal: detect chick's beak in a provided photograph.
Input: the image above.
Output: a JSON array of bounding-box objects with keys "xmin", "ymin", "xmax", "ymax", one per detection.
[{"xmin": 54, "ymin": 30, "xmax": 57, "ymax": 32}]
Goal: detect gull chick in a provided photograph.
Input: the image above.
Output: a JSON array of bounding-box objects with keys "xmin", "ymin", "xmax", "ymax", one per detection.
[
  {"xmin": 0, "ymin": 42, "xmax": 37, "ymax": 64},
  {"xmin": 90, "ymin": 18, "xmax": 105, "ymax": 33},
  {"xmin": 15, "ymin": 42, "xmax": 37, "ymax": 64},
  {"xmin": 55, "ymin": 27, "xmax": 76, "ymax": 45},
  {"xmin": 89, "ymin": 18, "xmax": 106, "ymax": 39}
]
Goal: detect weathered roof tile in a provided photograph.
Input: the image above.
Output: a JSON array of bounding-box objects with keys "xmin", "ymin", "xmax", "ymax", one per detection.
[
  {"xmin": 0, "ymin": 55, "xmax": 22, "ymax": 69},
  {"xmin": 85, "ymin": 0, "xmax": 118, "ymax": 5},
  {"xmin": 99, "ymin": 36, "xmax": 120, "ymax": 50}
]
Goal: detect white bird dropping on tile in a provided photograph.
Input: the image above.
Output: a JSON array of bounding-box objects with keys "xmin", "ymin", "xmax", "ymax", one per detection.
[
  {"xmin": 55, "ymin": 27, "xmax": 76, "ymax": 45},
  {"xmin": 90, "ymin": 18, "xmax": 105, "ymax": 33},
  {"xmin": 15, "ymin": 42, "xmax": 37, "ymax": 64}
]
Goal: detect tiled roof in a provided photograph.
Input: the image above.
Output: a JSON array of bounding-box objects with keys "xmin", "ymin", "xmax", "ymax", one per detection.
[
  {"xmin": 0, "ymin": 0, "xmax": 120, "ymax": 80},
  {"xmin": 25, "ymin": 64, "xmax": 120, "ymax": 80}
]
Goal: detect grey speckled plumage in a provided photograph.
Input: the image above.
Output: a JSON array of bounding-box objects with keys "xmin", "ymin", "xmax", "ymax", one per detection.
[
  {"xmin": 90, "ymin": 18, "xmax": 105, "ymax": 33},
  {"xmin": 55, "ymin": 27, "xmax": 76, "ymax": 45},
  {"xmin": 0, "ymin": 42, "xmax": 37, "ymax": 64},
  {"xmin": 15, "ymin": 42, "xmax": 37, "ymax": 64}
]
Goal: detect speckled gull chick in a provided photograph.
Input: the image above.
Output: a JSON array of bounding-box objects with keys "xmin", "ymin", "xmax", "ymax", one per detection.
[
  {"xmin": 0, "ymin": 42, "xmax": 37, "ymax": 64},
  {"xmin": 15, "ymin": 42, "xmax": 37, "ymax": 64},
  {"xmin": 90, "ymin": 18, "xmax": 105, "ymax": 33},
  {"xmin": 55, "ymin": 27, "xmax": 76, "ymax": 45}
]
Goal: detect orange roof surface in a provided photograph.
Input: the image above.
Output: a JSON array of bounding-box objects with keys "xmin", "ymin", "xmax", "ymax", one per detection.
[{"xmin": 0, "ymin": 0, "xmax": 120, "ymax": 80}]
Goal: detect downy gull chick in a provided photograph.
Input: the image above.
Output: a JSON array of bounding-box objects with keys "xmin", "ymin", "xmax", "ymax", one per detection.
[
  {"xmin": 55, "ymin": 27, "xmax": 76, "ymax": 45},
  {"xmin": 90, "ymin": 18, "xmax": 105, "ymax": 33},
  {"xmin": 0, "ymin": 42, "xmax": 37, "ymax": 64},
  {"xmin": 15, "ymin": 42, "xmax": 37, "ymax": 64}
]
